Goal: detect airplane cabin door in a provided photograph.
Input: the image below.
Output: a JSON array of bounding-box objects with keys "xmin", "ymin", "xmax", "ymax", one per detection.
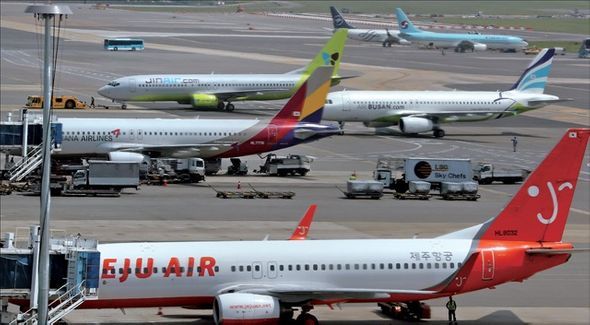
[
  {"xmin": 267, "ymin": 261, "xmax": 278, "ymax": 279},
  {"xmin": 252, "ymin": 262, "xmax": 263, "ymax": 279},
  {"xmin": 481, "ymin": 250, "xmax": 495, "ymax": 281},
  {"xmin": 129, "ymin": 78, "xmax": 136, "ymax": 93},
  {"xmin": 267, "ymin": 125, "xmax": 278, "ymax": 145}
]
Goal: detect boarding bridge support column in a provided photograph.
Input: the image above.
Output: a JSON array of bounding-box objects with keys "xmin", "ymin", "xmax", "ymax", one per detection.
[{"xmin": 21, "ymin": 109, "xmax": 28, "ymax": 158}]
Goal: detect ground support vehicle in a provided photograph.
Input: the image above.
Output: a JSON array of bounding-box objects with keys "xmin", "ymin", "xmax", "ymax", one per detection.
[
  {"xmin": 393, "ymin": 180, "xmax": 431, "ymax": 200},
  {"xmin": 0, "ymin": 181, "xmax": 12, "ymax": 195},
  {"xmin": 32, "ymin": 160, "xmax": 140, "ymax": 196},
  {"xmin": 248, "ymin": 184, "xmax": 295, "ymax": 199},
  {"xmin": 205, "ymin": 158, "xmax": 222, "ymax": 175},
  {"xmin": 25, "ymin": 95, "xmax": 87, "ymax": 109},
  {"xmin": 227, "ymin": 158, "xmax": 248, "ymax": 176},
  {"xmin": 473, "ymin": 162, "xmax": 529, "ymax": 184},
  {"xmin": 340, "ymin": 180, "xmax": 383, "ymax": 199},
  {"xmin": 209, "ymin": 184, "xmax": 256, "ymax": 199},
  {"xmin": 153, "ymin": 158, "xmax": 205, "ymax": 183},
  {"xmin": 255, "ymin": 154, "xmax": 312, "ymax": 176},
  {"xmin": 378, "ymin": 301, "xmax": 431, "ymax": 320},
  {"xmin": 440, "ymin": 181, "xmax": 480, "ymax": 201}
]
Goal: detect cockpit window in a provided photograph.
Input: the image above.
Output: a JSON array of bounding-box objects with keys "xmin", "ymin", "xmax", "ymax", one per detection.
[{"xmin": 107, "ymin": 81, "xmax": 120, "ymax": 87}]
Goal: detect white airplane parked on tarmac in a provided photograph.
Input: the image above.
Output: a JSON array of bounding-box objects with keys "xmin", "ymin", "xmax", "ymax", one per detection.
[
  {"xmin": 11, "ymin": 128, "xmax": 590, "ymax": 324},
  {"xmin": 323, "ymin": 48, "xmax": 570, "ymax": 137}
]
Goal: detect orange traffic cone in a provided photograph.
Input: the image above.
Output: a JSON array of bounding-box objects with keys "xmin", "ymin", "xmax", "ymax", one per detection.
[{"xmin": 237, "ymin": 181, "xmax": 241, "ymax": 190}]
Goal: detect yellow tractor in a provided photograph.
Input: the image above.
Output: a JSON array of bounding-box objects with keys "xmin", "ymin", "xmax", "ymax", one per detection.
[{"xmin": 25, "ymin": 95, "xmax": 87, "ymax": 109}]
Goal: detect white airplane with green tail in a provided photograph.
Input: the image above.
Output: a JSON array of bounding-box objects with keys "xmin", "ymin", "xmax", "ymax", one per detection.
[{"xmin": 97, "ymin": 30, "xmax": 348, "ymax": 111}]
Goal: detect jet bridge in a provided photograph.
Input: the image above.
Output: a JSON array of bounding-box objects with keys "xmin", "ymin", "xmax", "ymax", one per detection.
[{"xmin": 0, "ymin": 226, "xmax": 99, "ymax": 324}]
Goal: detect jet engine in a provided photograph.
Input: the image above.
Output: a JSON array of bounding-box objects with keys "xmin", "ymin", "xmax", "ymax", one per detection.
[
  {"xmin": 399, "ymin": 117, "xmax": 433, "ymax": 134},
  {"xmin": 108, "ymin": 151, "xmax": 149, "ymax": 163},
  {"xmin": 363, "ymin": 121, "xmax": 395, "ymax": 128},
  {"xmin": 191, "ymin": 94, "xmax": 220, "ymax": 108},
  {"xmin": 472, "ymin": 43, "xmax": 487, "ymax": 51},
  {"xmin": 213, "ymin": 293, "xmax": 281, "ymax": 325}
]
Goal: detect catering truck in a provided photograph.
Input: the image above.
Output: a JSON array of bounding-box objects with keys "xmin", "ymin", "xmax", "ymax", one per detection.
[{"xmin": 375, "ymin": 157, "xmax": 477, "ymax": 199}]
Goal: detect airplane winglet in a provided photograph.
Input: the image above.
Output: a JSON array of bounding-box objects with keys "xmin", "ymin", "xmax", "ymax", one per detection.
[{"xmin": 289, "ymin": 204, "xmax": 317, "ymax": 240}]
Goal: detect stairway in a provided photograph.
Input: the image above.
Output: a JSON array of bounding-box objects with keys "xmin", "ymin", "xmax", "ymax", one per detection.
[{"xmin": 7, "ymin": 143, "xmax": 45, "ymax": 182}]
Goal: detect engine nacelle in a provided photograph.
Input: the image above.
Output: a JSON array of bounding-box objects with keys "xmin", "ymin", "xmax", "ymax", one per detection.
[
  {"xmin": 473, "ymin": 43, "xmax": 487, "ymax": 51},
  {"xmin": 213, "ymin": 293, "xmax": 280, "ymax": 325},
  {"xmin": 363, "ymin": 121, "xmax": 395, "ymax": 128},
  {"xmin": 108, "ymin": 151, "xmax": 149, "ymax": 163},
  {"xmin": 191, "ymin": 94, "xmax": 220, "ymax": 108},
  {"xmin": 399, "ymin": 117, "xmax": 434, "ymax": 134}
]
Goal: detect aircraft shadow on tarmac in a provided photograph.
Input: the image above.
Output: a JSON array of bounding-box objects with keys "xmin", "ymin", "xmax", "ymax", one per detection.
[{"xmin": 157, "ymin": 308, "xmax": 526, "ymax": 324}]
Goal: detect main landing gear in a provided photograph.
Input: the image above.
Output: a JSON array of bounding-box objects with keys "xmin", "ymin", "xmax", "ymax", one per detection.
[
  {"xmin": 217, "ymin": 102, "xmax": 235, "ymax": 111},
  {"xmin": 295, "ymin": 305, "xmax": 318, "ymax": 325},
  {"xmin": 382, "ymin": 41, "xmax": 392, "ymax": 47},
  {"xmin": 433, "ymin": 128, "xmax": 445, "ymax": 138}
]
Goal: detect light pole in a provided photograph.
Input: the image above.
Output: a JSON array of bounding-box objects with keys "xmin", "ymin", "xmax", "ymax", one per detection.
[{"xmin": 24, "ymin": 5, "xmax": 72, "ymax": 324}]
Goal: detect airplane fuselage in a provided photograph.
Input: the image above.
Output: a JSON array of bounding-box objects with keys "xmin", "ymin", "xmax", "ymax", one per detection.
[
  {"xmin": 323, "ymin": 90, "xmax": 557, "ymax": 125},
  {"xmin": 98, "ymin": 74, "xmax": 303, "ymax": 103},
  {"xmin": 58, "ymin": 118, "xmax": 336, "ymax": 159},
  {"xmin": 84, "ymin": 236, "xmax": 567, "ymax": 308},
  {"xmin": 401, "ymin": 31, "xmax": 528, "ymax": 50}
]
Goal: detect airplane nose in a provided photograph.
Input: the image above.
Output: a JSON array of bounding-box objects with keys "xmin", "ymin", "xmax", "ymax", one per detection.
[{"xmin": 97, "ymin": 85, "xmax": 109, "ymax": 98}]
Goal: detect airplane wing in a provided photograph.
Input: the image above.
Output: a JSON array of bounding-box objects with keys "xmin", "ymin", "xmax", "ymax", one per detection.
[
  {"xmin": 102, "ymin": 142, "xmax": 235, "ymax": 156},
  {"xmin": 220, "ymin": 284, "xmax": 435, "ymax": 301},
  {"xmin": 288, "ymin": 204, "xmax": 316, "ymax": 240},
  {"xmin": 210, "ymin": 89, "xmax": 291, "ymax": 101}
]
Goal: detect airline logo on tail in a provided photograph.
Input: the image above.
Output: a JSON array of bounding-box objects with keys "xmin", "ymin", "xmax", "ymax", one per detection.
[
  {"xmin": 400, "ymin": 20, "xmax": 409, "ymax": 29},
  {"xmin": 479, "ymin": 128, "xmax": 589, "ymax": 242},
  {"xmin": 510, "ymin": 48, "xmax": 555, "ymax": 94}
]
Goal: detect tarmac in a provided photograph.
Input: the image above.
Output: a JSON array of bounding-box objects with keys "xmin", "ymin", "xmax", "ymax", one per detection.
[{"xmin": 1, "ymin": 2, "xmax": 589, "ymax": 324}]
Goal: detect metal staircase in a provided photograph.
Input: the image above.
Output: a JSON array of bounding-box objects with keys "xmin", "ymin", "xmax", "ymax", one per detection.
[
  {"xmin": 7, "ymin": 143, "xmax": 44, "ymax": 182},
  {"xmin": 9, "ymin": 281, "xmax": 88, "ymax": 325}
]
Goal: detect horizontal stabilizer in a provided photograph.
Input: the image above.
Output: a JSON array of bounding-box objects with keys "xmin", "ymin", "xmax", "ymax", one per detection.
[
  {"xmin": 527, "ymin": 98, "xmax": 573, "ymax": 106},
  {"xmin": 526, "ymin": 248, "xmax": 589, "ymax": 255}
]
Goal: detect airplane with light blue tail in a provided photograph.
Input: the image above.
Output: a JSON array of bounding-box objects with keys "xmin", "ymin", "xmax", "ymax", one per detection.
[
  {"xmin": 395, "ymin": 8, "xmax": 528, "ymax": 52},
  {"xmin": 323, "ymin": 48, "xmax": 570, "ymax": 138}
]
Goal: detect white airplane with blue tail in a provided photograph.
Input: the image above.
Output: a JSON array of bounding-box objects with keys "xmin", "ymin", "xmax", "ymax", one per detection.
[
  {"xmin": 323, "ymin": 48, "xmax": 570, "ymax": 137},
  {"xmin": 395, "ymin": 8, "xmax": 528, "ymax": 52}
]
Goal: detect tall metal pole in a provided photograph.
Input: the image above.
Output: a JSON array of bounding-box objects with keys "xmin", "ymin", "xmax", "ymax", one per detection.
[
  {"xmin": 24, "ymin": 5, "xmax": 71, "ymax": 324},
  {"xmin": 37, "ymin": 13, "xmax": 53, "ymax": 323}
]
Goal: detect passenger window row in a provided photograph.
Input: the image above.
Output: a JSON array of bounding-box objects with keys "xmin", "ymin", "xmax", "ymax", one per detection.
[{"xmin": 229, "ymin": 262, "xmax": 461, "ymax": 273}]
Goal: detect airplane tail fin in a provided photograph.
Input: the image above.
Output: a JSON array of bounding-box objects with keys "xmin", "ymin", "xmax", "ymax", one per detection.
[
  {"xmin": 509, "ymin": 48, "xmax": 555, "ymax": 94},
  {"xmin": 330, "ymin": 6, "xmax": 355, "ymax": 29},
  {"xmin": 395, "ymin": 8, "xmax": 421, "ymax": 34},
  {"xmin": 272, "ymin": 66, "xmax": 333, "ymax": 124},
  {"xmin": 477, "ymin": 129, "xmax": 589, "ymax": 242},
  {"xmin": 302, "ymin": 29, "xmax": 347, "ymax": 82},
  {"xmin": 289, "ymin": 204, "xmax": 317, "ymax": 240}
]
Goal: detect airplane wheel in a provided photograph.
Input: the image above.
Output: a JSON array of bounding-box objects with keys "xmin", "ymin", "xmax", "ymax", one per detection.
[
  {"xmin": 217, "ymin": 102, "xmax": 225, "ymax": 110},
  {"xmin": 121, "ymin": 104, "xmax": 127, "ymax": 110},
  {"xmin": 225, "ymin": 103, "xmax": 235, "ymax": 112},
  {"xmin": 387, "ymin": 42, "xmax": 392, "ymax": 47},
  {"xmin": 296, "ymin": 313, "xmax": 319, "ymax": 325},
  {"xmin": 433, "ymin": 129, "xmax": 445, "ymax": 138}
]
